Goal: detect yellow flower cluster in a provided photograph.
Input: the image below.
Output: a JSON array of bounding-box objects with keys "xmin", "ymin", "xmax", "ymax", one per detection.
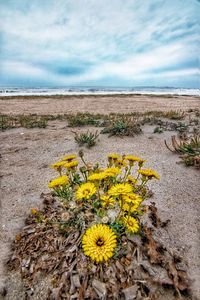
[
  {"xmin": 107, "ymin": 153, "xmax": 147, "ymax": 168},
  {"xmin": 51, "ymin": 154, "xmax": 78, "ymax": 174},
  {"xmin": 48, "ymin": 152, "xmax": 159, "ymax": 263}
]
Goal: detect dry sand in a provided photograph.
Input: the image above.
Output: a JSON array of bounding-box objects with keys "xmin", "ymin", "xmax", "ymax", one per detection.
[
  {"xmin": 0, "ymin": 94, "xmax": 199, "ymax": 115},
  {"xmin": 0, "ymin": 95, "xmax": 200, "ymax": 299}
]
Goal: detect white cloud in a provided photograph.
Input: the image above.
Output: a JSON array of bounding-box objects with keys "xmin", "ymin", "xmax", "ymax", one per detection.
[
  {"xmin": 62, "ymin": 42, "xmax": 197, "ymax": 84},
  {"xmin": 1, "ymin": 61, "xmax": 47, "ymax": 77},
  {"xmin": 0, "ymin": 0, "xmax": 199, "ymax": 87}
]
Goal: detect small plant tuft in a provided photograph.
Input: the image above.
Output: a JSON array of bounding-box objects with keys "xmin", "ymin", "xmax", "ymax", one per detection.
[
  {"xmin": 73, "ymin": 130, "xmax": 99, "ymax": 147},
  {"xmin": 165, "ymin": 135, "xmax": 200, "ymax": 168},
  {"xmin": 67, "ymin": 113, "xmax": 103, "ymax": 127},
  {"xmin": 154, "ymin": 126, "xmax": 164, "ymax": 134},
  {"xmin": 101, "ymin": 117, "xmax": 142, "ymax": 137}
]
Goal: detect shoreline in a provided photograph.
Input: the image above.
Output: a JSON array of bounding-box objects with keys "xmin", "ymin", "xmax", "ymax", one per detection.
[{"xmin": 0, "ymin": 93, "xmax": 200, "ymax": 98}]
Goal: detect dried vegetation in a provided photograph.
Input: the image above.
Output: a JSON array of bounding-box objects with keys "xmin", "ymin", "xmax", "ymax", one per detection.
[{"xmin": 7, "ymin": 194, "xmax": 190, "ymax": 300}]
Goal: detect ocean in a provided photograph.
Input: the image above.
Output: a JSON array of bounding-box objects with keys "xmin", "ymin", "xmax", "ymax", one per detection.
[{"xmin": 0, "ymin": 86, "xmax": 199, "ymax": 96}]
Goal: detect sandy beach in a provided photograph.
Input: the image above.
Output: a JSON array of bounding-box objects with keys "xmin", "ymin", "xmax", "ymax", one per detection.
[
  {"xmin": 0, "ymin": 95, "xmax": 200, "ymax": 299},
  {"xmin": 1, "ymin": 0, "xmax": 200, "ymax": 297},
  {"xmin": 0, "ymin": 94, "xmax": 199, "ymax": 115}
]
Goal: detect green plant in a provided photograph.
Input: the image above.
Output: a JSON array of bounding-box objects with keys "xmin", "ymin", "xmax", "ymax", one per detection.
[
  {"xmin": 0, "ymin": 115, "xmax": 16, "ymax": 130},
  {"xmin": 165, "ymin": 135, "xmax": 200, "ymax": 168},
  {"xmin": 142, "ymin": 110, "xmax": 185, "ymax": 120},
  {"xmin": 67, "ymin": 113, "xmax": 103, "ymax": 127},
  {"xmin": 153, "ymin": 126, "xmax": 163, "ymax": 134},
  {"xmin": 101, "ymin": 117, "xmax": 142, "ymax": 137},
  {"xmin": 19, "ymin": 115, "xmax": 47, "ymax": 128},
  {"xmin": 0, "ymin": 114, "xmax": 49, "ymax": 130},
  {"xmin": 73, "ymin": 130, "xmax": 99, "ymax": 147},
  {"xmin": 175, "ymin": 122, "xmax": 188, "ymax": 133}
]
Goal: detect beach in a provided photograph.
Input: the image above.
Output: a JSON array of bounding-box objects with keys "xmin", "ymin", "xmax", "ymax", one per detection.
[
  {"xmin": 0, "ymin": 94, "xmax": 199, "ymax": 115},
  {"xmin": 0, "ymin": 94, "xmax": 200, "ymax": 299}
]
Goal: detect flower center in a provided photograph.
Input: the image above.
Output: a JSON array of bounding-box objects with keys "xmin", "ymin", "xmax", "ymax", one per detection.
[
  {"xmin": 96, "ymin": 238, "xmax": 104, "ymax": 246},
  {"xmin": 83, "ymin": 189, "xmax": 90, "ymax": 196}
]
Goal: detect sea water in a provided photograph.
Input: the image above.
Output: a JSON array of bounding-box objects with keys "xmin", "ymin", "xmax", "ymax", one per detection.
[{"xmin": 0, "ymin": 86, "xmax": 199, "ymax": 96}]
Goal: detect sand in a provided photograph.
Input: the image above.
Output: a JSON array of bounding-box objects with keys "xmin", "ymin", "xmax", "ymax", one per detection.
[
  {"xmin": 0, "ymin": 95, "xmax": 200, "ymax": 299},
  {"xmin": 0, "ymin": 94, "xmax": 199, "ymax": 115}
]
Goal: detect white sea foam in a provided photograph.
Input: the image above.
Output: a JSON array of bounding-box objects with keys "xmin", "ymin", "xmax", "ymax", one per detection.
[{"xmin": 0, "ymin": 87, "xmax": 199, "ymax": 96}]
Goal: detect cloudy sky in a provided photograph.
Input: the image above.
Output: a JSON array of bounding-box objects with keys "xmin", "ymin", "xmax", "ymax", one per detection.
[{"xmin": 0, "ymin": 0, "xmax": 199, "ymax": 88}]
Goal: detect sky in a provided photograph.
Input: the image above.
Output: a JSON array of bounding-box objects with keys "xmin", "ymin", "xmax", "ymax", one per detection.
[{"xmin": 0, "ymin": 0, "xmax": 199, "ymax": 88}]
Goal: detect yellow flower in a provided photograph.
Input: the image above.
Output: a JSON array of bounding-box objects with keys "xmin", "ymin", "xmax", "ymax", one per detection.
[
  {"xmin": 138, "ymin": 169, "xmax": 160, "ymax": 180},
  {"xmin": 63, "ymin": 160, "xmax": 79, "ymax": 169},
  {"xmin": 31, "ymin": 208, "xmax": 38, "ymax": 215},
  {"xmin": 127, "ymin": 175, "xmax": 137, "ymax": 185},
  {"xmin": 88, "ymin": 168, "xmax": 121, "ymax": 181},
  {"xmin": 115, "ymin": 159, "xmax": 127, "ymax": 168},
  {"xmin": 88, "ymin": 172, "xmax": 107, "ymax": 181},
  {"xmin": 120, "ymin": 194, "xmax": 142, "ymax": 212},
  {"xmin": 76, "ymin": 182, "xmax": 96, "ymax": 200},
  {"xmin": 121, "ymin": 202, "xmax": 139, "ymax": 213},
  {"xmin": 123, "ymin": 216, "xmax": 140, "ymax": 233},
  {"xmin": 82, "ymin": 224, "xmax": 117, "ymax": 262},
  {"xmin": 104, "ymin": 167, "xmax": 121, "ymax": 177},
  {"xmin": 108, "ymin": 183, "xmax": 133, "ymax": 197},
  {"xmin": 100, "ymin": 195, "xmax": 115, "ymax": 207},
  {"xmin": 122, "ymin": 193, "xmax": 142, "ymax": 204},
  {"xmin": 62, "ymin": 154, "xmax": 76, "ymax": 161},
  {"xmin": 124, "ymin": 155, "xmax": 145, "ymax": 162},
  {"xmin": 124, "ymin": 155, "xmax": 146, "ymax": 166},
  {"xmin": 108, "ymin": 153, "xmax": 121, "ymax": 160},
  {"xmin": 48, "ymin": 175, "xmax": 69, "ymax": 188},
  {"xmin": 51, "ymin": 161, "xmax": 66, "ymax": 171}
]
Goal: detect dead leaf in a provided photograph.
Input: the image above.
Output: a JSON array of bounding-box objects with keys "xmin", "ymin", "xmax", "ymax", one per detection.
[
  {"xmin": 92, "ymin": 279, "xmax": 107, "ymax": 299},
  {"xmin": 122, "ymin": 285, "xmax": 138, "ymax": 300},
  {"xmin": 143, "ymin": 226, "xmax": 163, "ymax": 264}
]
